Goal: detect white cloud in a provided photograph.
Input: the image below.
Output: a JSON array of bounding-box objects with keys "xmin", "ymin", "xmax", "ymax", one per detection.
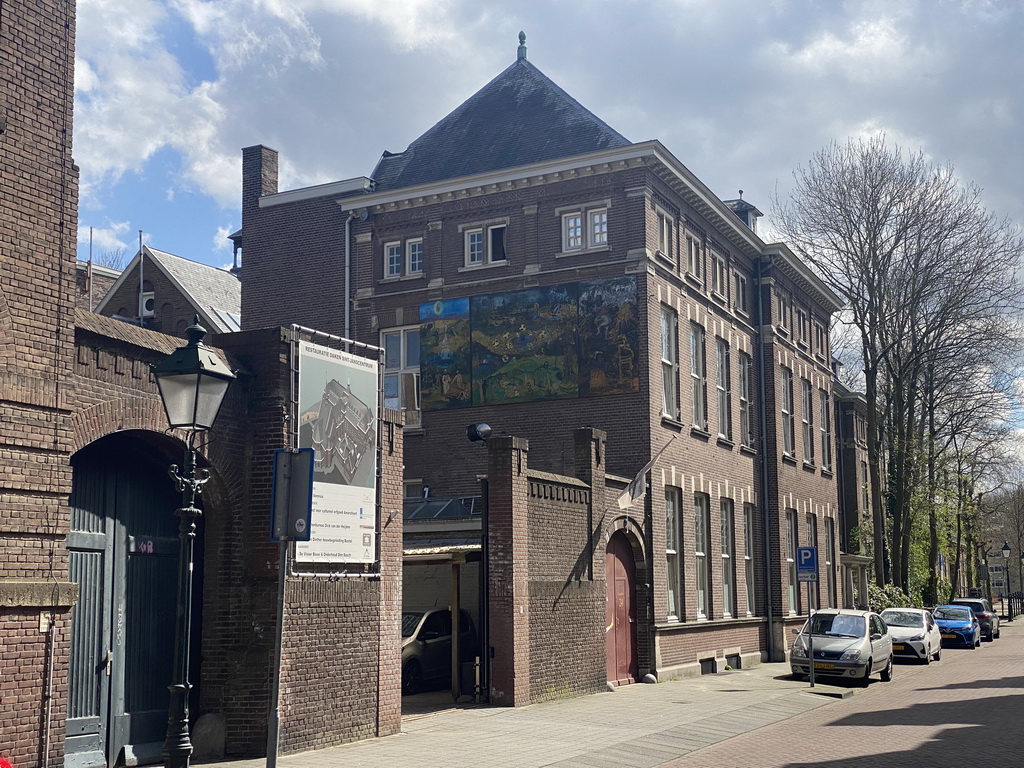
[{"xmin": 78, "ymin": 220, "xmax": 131, "ymax": 252}]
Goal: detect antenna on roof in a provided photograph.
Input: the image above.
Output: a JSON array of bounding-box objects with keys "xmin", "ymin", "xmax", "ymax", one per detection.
[{"xmin": 518, "ymin": 31, "xmax": 527, "ymax": 60}]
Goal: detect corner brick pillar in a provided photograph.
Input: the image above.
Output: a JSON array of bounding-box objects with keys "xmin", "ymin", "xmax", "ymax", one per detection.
[
  {"xmin": 574, "ymin": 427, "xmax": 608, "ymax": 579},
  {"xmin": 487, "ymin": 435, "xmax": 530, "ymax": 706}
]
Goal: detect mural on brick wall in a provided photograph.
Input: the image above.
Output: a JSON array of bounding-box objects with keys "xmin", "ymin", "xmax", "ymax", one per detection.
[
  {"xmin": 419, "ymin": 297, "xmax": 472, "ymax": 410},
  {"xmin": 419, "ymin": 276, "xmax": 638, "ymax": 409}
]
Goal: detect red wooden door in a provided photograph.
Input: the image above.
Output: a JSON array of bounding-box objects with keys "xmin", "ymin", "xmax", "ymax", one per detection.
[{"xmin": 605, "ymin": 532, "xmax": 638, "ymax": 685}]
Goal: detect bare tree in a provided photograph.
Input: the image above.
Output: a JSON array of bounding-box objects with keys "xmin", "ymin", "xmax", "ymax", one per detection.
[
  {"xmin": 774, "ymin": 135, "xmax": 1024, "ymax": 588},
  {"xmin": 93, "ymin": 247, "xmax": 129, "ymax": 271}
]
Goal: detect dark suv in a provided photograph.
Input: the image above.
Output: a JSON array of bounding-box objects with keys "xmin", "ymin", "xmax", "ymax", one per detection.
[{"xmin": 952, "ymin": 597, "xmax": 1000, "ymax": 641}]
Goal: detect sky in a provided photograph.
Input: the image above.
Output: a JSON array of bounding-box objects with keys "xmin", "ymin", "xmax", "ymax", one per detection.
[{"xmin": 73, "ymin": 0, "xmax": 1024, "ymax": 271}]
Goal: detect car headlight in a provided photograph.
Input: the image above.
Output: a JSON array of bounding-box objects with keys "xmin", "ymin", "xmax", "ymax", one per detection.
[
  {"xmin": 905, "ymin": 633, "xmax": 924, "ymax": 641},
  {"xmin": 840, "ymin": 649, "xmax": 862, "ymax": 661},
  {"xmin": 791, "ymin": 641, "xmax": 807, "ymax": 658}
]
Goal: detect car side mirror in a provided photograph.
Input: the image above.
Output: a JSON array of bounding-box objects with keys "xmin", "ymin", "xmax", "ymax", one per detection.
[
  {"xmin": 870, "ymin": 633, "xmax": 882, "ymax": 641},
  {"xmin": 421, "ymin": 630, "xmax": 441, "ymax": 641},
  {"xmin": 792, "ymin": 629, "xmax": 801, "ymax": 635}
]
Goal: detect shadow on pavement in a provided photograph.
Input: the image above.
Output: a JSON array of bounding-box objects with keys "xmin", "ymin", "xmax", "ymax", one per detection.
[{"xmin": 781, "ymin": 692, "xmax": 1024, "ymax": 766}]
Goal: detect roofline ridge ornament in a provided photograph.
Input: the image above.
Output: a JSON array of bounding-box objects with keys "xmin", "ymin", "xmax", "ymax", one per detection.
[{"xmin": 518, "ymin": 30, "xmax": 527, "ymax": 60}]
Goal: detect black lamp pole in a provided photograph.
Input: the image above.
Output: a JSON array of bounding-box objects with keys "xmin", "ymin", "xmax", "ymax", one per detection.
[{"xmin": 153, "ymin": 318, "xmax": 235, "ymax": 768}]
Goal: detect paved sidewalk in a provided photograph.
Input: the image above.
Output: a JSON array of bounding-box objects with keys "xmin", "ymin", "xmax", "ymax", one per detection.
[
  {"xmin": 199, "ymin": 658, "xmax": 845, "ymax": 768},
  {"xmin": 199, "ymin": 619, "xmax": 1022, "ymax": 768}
]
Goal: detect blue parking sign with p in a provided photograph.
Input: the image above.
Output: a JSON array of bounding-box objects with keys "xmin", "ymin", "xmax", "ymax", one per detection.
[{"xmin": 797, "ymin": 547, "xmax": 817, "ymax": 582}]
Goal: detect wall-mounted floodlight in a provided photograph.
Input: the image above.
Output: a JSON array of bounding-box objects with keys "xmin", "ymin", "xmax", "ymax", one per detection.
[{"xmin": 467, "ymin": 424, "xmax": 492, "ymax": 443}]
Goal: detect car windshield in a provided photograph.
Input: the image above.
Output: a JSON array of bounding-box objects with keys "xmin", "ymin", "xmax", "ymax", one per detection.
[
  {"xmin": 805, "ymin": 613, "xmax": 865, "ymax": 637},
  {"xmin": 953, "ymin": 601, "xmax": 982, "ymax": 613},
  {"xmin": 881, "ymin": 610, "xmax": 923, "ymax": 628},
  {"xmin": 402, "ymin": 612, "xmax": 424, "ymax": 638},
  {"xmin": 934, "ymin": 607, "xmax": 971, "ymax": 621}
]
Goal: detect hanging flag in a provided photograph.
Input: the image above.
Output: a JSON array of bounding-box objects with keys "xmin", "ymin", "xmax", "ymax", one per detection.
[{"xmin": 616, "ymin": 436, "xmax": 677, "ymax": 509}]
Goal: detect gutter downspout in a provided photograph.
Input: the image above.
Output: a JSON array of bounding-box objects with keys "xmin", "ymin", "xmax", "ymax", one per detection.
[
  {"xmin": 345, "ymin": 213, "xmax": 355, "ymax": 349},
  {"xmin": 756, "ymin": 255, "xmax": 776, "ymax": 662}
]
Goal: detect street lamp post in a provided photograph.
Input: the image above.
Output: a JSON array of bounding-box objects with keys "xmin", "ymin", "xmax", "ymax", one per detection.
[
  {"xmin": 153, "ymin": 318, "xmax": 235, "ymax": 768},
  {"xmin": 1001, "ymin": 542, "xmax": 1011, "ymax": 621}
]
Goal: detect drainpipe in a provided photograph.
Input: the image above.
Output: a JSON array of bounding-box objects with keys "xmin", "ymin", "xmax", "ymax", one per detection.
[
  {"xmin": 345, "ymin": 213, "xmax": 355, "ymax": 346},
  {"xmin": 756, "ymin": 255, "xmax": 776, "ymax": 662}
]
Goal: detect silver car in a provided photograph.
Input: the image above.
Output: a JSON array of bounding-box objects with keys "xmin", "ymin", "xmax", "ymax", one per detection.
[
  {"xmin": 880, "ymin": 607, "xmax": 942, "ymax": 663},
  {"xmin": 790, "ymin": 609, "xmax": 894, "ymax": 686}
]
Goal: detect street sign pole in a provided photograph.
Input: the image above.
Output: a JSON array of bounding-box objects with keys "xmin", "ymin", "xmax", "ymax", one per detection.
[{"xmin": 797, "ymin": 547, "xmax": 818, "ymax": 688}]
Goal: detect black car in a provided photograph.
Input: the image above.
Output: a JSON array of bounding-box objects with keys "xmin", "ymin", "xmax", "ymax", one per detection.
[
  {"xmin": 951, "ymin": 597, "xmax": 1000, "ymax": 641},
  {"xmin": 401, "ymin": 608, "xmax": 477, "ymax": 695}
]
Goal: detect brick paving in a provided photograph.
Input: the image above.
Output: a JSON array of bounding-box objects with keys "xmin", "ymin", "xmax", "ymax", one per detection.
[{"xmin": 199, "ymin": 620, "xmax": 1023, "ymax": 768}]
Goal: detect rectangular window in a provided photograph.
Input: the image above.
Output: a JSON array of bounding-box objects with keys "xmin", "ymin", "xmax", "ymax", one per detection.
[
  {"xmin": 716, "ymin": 338, "xmax": 732, "ymax": 440},
  {"xmin": 796, "ymin": 308, "xmax": 809, "ymax": 346},
  {"xmin": 711, "ymin": 252, "xmax": 728, "ymax": 296},
  {"xmin": 695, "ymin": 493, "xmax": 711, "ymax": 618},
  {"xmin": 743, "ymin": 503, "xmax": 756, "ymax": 616},
  {"xmin": 686, "ymin": 235, "xmax": 702, "ymax": 278},
  {"xmin": 666, "ymin": 487, "xmax": 682, "ymax": 620},
  {"xmin": 657, "ymin": 210, "xmax": 674, "ymax": 257},
  {"xmin": 778, "ymin": 293, "xmax": 790, "ymax": 333},
  {"xmin": 781, "ymin": 368, "xmax": 795, "ymax": 457},
  {"xmin": 801, "ymin": 379, "xmax": 814, "ymax": 464},
  {"xmin": 563, "ymin": 212, "xmax": 583, "ymax": 251},
  {"xmin": 661, "ymin": 306, "xmax": 679, "ymax": 419},
  {"xmin": 825, "ymin": 517, "xmax": 836, "ymax": 608},
  {"xmin": 820, "ymin": 390, "xmax": 832, "ymax": 470},
  {"xmin": 721, "ymin": 498, "xmax": 736, "ymax": 618},
  {"xmin": 739, "ymin": 352, "xmax": 753, "ymax": 448},
  {"xmin": 814, "ymin": 321, "xmax": 827, "ymax": 357},
  {"xmin": 734, "ymin": 273, "xmax": 748, "ymax": 313},
  {"xmin": 589, "ymin": 209, "xmax": 608, "ymax": 247},
  {"xmin": 861, "ymin": 460, "xmax": 870, "ymax": 513},
  {"xmin": 786, "ymin": 509, "xmax": 798, "ymax": 615},
  {"xmin": 465, "ymin": 229, "xmax": 484, "ymax": 265},
  {"xmin": 382, "ymin": 326, "xmax": 421, "ymax": 427},
  {"xmin": 691, "ymin": 323, "xmax": 707, "ymax": 431},
  {"xmin": 385, "ymin": 241, "xmax": 402, "ymax": 278},
  {"xmin": 489, "ymin": 224, "xmax": 507, "ymax": 261},
  {"xmin": 806, "ymin": 513, "xmax": 819, "ymax": 611},
  {"xmin": 406, "ymin": 238, "xmax": 423, "ymax": 275}
]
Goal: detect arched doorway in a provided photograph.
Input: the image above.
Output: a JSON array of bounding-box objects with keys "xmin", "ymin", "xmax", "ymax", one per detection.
[
  {"xmin": 605, "ymin": 531, "xmax": 638, "ymax": 686},
  {"xmin": 65, "ymin": 432, "xmax": 205, "ymax": 768}
]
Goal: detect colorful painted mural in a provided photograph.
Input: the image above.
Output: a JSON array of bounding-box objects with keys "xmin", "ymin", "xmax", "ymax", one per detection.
[
  {"xmin": 419, "ymin": 276, "xmax": 638, "ymax": 409},
  {"xmin": 419, "ymin": 298, "xmax": 472, "ymax": 410}
]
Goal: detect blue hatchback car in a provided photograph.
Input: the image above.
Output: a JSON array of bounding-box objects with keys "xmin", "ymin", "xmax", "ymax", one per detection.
[{"xmin": 933, "ymin": 604, "xmax": 981, "ymax": 648}]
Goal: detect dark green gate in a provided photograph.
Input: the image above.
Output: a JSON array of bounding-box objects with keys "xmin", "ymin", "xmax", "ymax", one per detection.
[{"xmin": 66, "ymin": 435, "xmax": 202, "ymax": 767}]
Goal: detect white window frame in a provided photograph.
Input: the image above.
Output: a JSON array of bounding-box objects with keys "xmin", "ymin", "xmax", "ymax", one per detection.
[
  {"xmin": 666, "ymin": 487, "xmax": 682, "ymax": 621},
  {"xmin": 657, "ymin": 209, "xmax": 674, "ymax": 259},
  {"xmin": 385, "ymin": 241, "xmax": 402, "ymax": 278},
  {"xmin": 716, "ymin": 337, "xmax": 732, "ymax": 440},
  {"xmin": 778, "ymin": 293, "xmax": 790, "ymax": 333},
  {"xmin": 743, "ymin": 503, "xmax": 755, "ymax": 616},
  {"xmin": 781, "ymin": 368, "xmax": 795, "ymax": 457},
  {"xmin": 406, "ymin": 238, "xmax": 423, "ymax": 275},
  {"xmin": 382, "ymin": 326, "xmax": 421, "ymax": 428},
  {"xmin": 734, "ymin": 273, "xmax": 748, "ymax": 313},
  {"xmin": 661, "ymin": 306, "xmax": 680, "ymax": 420},
  {"xmin": 562, "ymin": 212, "xmax": 583, "ymax": 251},
  {"xmin": 691, "ymin": 323, "xmax": 707, "ymax": 431},
  {"xmin": 711, "ymin": 251, "xmax": 728, "ymax": 297},
  {"xmin": 695, "ymin": 493, "xmax": 711, "ymax": 619},
  {"xmin": 801, "ymin": 379, "xmax": 815, "ymax": 465},
  {"xmin": 588, "ymin": 208, "xmax": 608, "ymax": 247},
  {"xmin": 463, "ymin": 221, "xmax": 507, "ymax": 267},
  {"xmin": 825, "ymin": 517, "xmax": 836, "ymax": 608},
  {"xmin": 739, "ymin": 352, "xmax": 753, "ymax": 448},
  {"xmin": 820, "ymin": 389, "xmax": 833, "ymax": 470},
  {"xmin": 686, "ymin": 234, "xmax": 702, "ymax": 279},
  {"xmin": 786, "ymin": 509, "xmax": 798, "ymax": 615},
  {"xmin": 721, "ymin": 498, "xmax": 735, "ymax": 618},
  {"xmin": 464, "ymin": 228, "xmax": 484, "ymax": 266},
  {"xmin": 796, "ymin": 307, "xmax": 809, "ymax": 346}
]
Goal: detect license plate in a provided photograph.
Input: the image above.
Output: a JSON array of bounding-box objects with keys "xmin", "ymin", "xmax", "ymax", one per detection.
[
  {"xmin": 942, "ymin": 633, "xmax": 956, "ymax": 639},
  {"xmin": 892, "ymin": 644, "xmax": 905, "ymax": 650},
  {"xmin": 813, "ymin": 662, "xmax": 835, "ymax": 670}
]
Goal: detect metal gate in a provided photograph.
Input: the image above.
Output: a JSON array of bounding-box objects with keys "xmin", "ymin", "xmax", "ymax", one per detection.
[{"xmin": 66, "ymin": 437, "xmax": 198, "ymax": 767}]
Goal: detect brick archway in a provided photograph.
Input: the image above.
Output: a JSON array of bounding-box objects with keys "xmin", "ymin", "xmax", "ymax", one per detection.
[{"xmin": 71, "ymin": 397, "xmax": 169, "ymax": 454}]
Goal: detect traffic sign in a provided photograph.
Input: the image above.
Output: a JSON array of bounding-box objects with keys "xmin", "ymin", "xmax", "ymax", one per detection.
[{"xmin": 797, "ymin": 546, "xmax": 818, "ymax": 582}]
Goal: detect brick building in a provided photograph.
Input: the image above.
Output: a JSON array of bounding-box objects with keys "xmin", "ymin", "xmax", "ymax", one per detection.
[
  {"xmin": 3, "ymin": 3, "xmax": 404, "ymax": 766},
  {"xmin": 238, "ymin": 33, "xmax": 847, "ymax": 690}
]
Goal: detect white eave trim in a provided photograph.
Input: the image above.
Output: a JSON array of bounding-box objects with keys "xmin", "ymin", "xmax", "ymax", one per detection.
[
  {"xmin": 259, "ymin": 177, "xmax": 375, "ymax": 208},
  {"xmin": 763, "ymin": 242, "xmax": 845, "ymax": 312}
]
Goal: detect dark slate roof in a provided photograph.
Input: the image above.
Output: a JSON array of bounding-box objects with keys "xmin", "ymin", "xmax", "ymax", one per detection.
[
  {"xmin": 371, "ymin": 57, "xmax": 631, "ymax": 192},
  {"xmin": 146, "ymin": 248, "xmax": 242, "ymax": 333}
]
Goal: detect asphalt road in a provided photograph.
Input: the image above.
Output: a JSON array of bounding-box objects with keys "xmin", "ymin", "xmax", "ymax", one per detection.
[{"xmin": 665, "ymin": 619, "xmax": 1024, "ymax": 768}]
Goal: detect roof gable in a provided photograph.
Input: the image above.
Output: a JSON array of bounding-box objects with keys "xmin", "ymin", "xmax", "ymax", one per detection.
[{"xmin": 371, "ymin": 54, "xmax": 630, "ymax": 192}]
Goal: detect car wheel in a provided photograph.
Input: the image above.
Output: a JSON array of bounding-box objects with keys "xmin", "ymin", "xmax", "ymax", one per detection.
[
  {"xmin": 881, "ymin": 656, "xmax": 893, "ymax": 682},
  {"xmin": 791, "ymin": 671, "xmax": 805, "ymax": 682},
  {"xmin": 857, "ymin": 661, "xmax": 872, "ymax": 687},
  {"xmin": 923, "ymin": 645, "xmax": 931, "ymax": 665},
  {"xmin": 971, "ymin": 637, "xmax": 979, "ymax": 649},
  {"xmin": 402, "ymin": 660, "xmax": 423, "ymax": 696},
  {"xmin": 995, "ymin": 627, "xmax": 1001, "ymax": 639},
  {"xmin": 934, "ymin": 646, "xmax": 941, "ymax": 662}
]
